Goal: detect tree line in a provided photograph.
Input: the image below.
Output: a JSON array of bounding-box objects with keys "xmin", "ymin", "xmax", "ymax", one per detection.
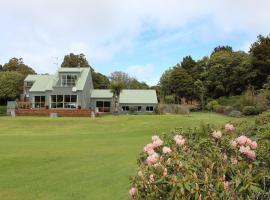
[{"xmin": 158, "ymin": 34, "xmax": 270, "ymax": 104}]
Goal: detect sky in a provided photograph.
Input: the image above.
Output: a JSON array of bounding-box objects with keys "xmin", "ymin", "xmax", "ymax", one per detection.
[{"xmin": 0, "ymin": 0, "xmax": 270, "ymax": 86}]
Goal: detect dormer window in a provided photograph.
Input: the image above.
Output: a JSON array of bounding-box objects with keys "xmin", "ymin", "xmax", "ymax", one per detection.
[{"xmin": 61, "ymin": 74, "xmax": 77, "ymax": 87}]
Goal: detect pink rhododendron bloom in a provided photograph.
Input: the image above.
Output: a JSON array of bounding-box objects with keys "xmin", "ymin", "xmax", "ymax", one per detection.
[
  {"xmin": 223, "ymin": 181, "xmax": 229, "ymax": 190},
  {"xmin": 230, "ymin": 157, "xmax": 238, "ymax": 165},
  {"xmin": 230, "ymin": 140, "xmax": 237, "ymax": 148},
  {"xmin": 153, "ymin": 138, "xmax": 163, "ymax": 147},
  {"xmin": 146, "ymin": 152, "xmax": 159, "ymax": 165},
  {"xmin": 150, "ymin": 174, "xmax": 154, "ymax": 183},
  {"xmin": 245, "ymin": 150, "xmax": 256, "ymax": 159},
  {"xmin": 212, "ymin": 130, "xmax": 222, "ymax": 139},
  {"xmin": 250, "ymin": 141, "xmax": 257, "ymax": 149},
  {"xmin": 239, "ymin": 145, "xmax": 250, "ymax": 153},
  {"xmin": 129, "ymin": 187, "xmax": 137, "ymax": 198},
  {"xmin": 162, "ymin": 146, "xmax": 172, "ymax": 154},
  {"xmin": 151, "ymin": 135, "xmax": 160, "ymax": 142},
  {"xmin": 225, "ymin": 123, "xmax": 235, "ymax": 132},
  {"xmin": 236, "ymin": 135, "xmax": 248, "ymax": 145},
  {"xmin": 223, "ymin": 153, "xmax": 228, "ymax": 161},
  {"xmin": 144, "ymin": 143, "xmax": 155, "ymax": 155},
  {"xmin": 174, "ymin": 135, "xmax": 186, "ymax": 145},
  {"xmin": 163, "ymin": 168, "xmax": 168, "ymax": 176},
  {"xmin": 198, "ymin": 194, "xmax": 202, "ymax": 200}
]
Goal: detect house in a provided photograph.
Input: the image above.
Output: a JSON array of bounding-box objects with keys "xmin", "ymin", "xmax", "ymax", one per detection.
[{"xmin": 22, "ymin": 67, "xmax": 158, "ymax": 114}]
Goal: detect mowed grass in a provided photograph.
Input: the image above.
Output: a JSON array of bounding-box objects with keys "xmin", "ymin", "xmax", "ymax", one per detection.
[{"xmin": 0, "ymin": 113, "xmax": 253, "ymax": 200}]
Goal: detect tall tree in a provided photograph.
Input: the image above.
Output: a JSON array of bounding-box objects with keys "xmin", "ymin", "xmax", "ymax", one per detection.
[
  {"xmin": 61, "ymin": 53, "xmax": 90, "ymax": 68},
  {"xmin": 249, "ymin": 34, "xmax": 270, "ymax": 88},
  {"xmin": 0, "ymin": 71, "xmax": 24, "ymax": 102},
  {"xmin": 211, "ymin": 45, "xmax": 233, "ymax": 55},
  {"xmin": 2, "ymin": 58, "xmax": 35, "ymax": 78},
  {"xmin": 92, "ymin": 72, "xmax": 110, "ymax": 89}
]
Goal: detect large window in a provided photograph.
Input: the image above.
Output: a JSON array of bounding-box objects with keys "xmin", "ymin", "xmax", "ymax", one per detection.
[
  {"xmin": 51, "ymin": 95, "xmax": 77, "ymax": 108},
  {"xmin": 146, "ymin": 106, "xmax": 154, "ymax": 112},
  {"xmin": 96, "ymin": 101, "xmax": 111, "ymax": 112},
  {"xmin": 61, "ymin": 75, "xmax": 77, "ymax": 87},
  {"xmin": 34, "ymin": 96, "xmax": 45, "ymax": 108},
  {"xmin": 122, "ymin": 106, "xmax": 130, "ymax": 111}
]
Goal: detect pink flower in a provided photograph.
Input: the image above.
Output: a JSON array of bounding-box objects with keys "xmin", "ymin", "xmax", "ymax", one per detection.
[
  {"xmin": 225, "ymin": 123, "xmax": 235, "ymax": 132},
  {"xmin": 163, "ymin": 168, "xmax": 168, "ymax": 176},
  {"xmin": 236, "ymin": 135, "xmax": 248, "ymax": 145},
  {"xmin": 239, "ymin": 145, "xmax": 250, "ymax": 153},
  {"xmin": 162, "ymin": 146, "xmax": 172, "ymax": 154},
  {"xmin": 245, "ymin": 150, "xmax": 256, "ymax": 159},
  {"xmin": 146, "ymin": 152, "xmax": 159, "ymax": 165},
  {"xmin": 212, "ymin": 130, "xmax": 222, "ymax": 139},
  {"xmin": 150, "ymin": 174, "xmax": 154, "ymax": 183},
  {"xmin": 230, "ymin": 157, "xmax": 238, "ymax": 165},
  {"xmin": 223, "ymin": 181, "xmax": 229, "ymax": 190},
  {"xmin": 223, "ymin": 153, "xmax": 228, "ymax": 161},
  {"xmin": 230, "ymin": 140, "xmax": 237, "ymax": 148},
  {"xmin": 144, "ymin": 143, "xmax": 155, "ymax": 155},
  {"xmin": 129, "ymin": 187, "xmax": 137, "ymax": 198},
  {"xmin": 174, "ymin": 135, "xmax": 186, "ymax": 145},
  {"xmin": 250, "ymin": 141, "xmax": 257, "ymax": 149},
  {"xmin": 152, "ymin": 135, "xmax": 163, "ymax": 147},
  {"xmin": 198, "ymin": 194, "xmax": 202, "ymax": 200}
]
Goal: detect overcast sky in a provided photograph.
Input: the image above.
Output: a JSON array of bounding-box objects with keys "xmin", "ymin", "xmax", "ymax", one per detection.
[{"xmin": 0, "ymin": 0, "xmax": 269, "ymax": 85}]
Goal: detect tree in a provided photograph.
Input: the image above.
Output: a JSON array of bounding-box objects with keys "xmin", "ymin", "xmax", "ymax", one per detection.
[
  {"xmin": 92, "ymin": 71, "xmax": 110, "ymax": 89},
  {"xmin": 61, "ymin": 53, "xmax": 90, "ymax": 68},
  {"xmin": 0, "ymin": 71, "xmax": 24, "ymax": 102},
  {"xmin": 169, "ymin": 67, "xmax": 194, "ymax": 103},
  {"xmin": 0, "ymin": 65, "xmax": 2, "ymax": 71},
  {"xmin": 159, "ymin": 68, "xmax": 173, "ymax": 97},
  {"xmin": 180, "ymin": 56, "xmax": 196, "ymax": 73},
  {"xmin": 249, "ymin": 34, "xmax": 270, "ymax": 89},
  {"xmin": 2, "ymin": 58, "xmax": 35, "ymax": 78},
  {"xmin": 211, "ymin": 45, "xmax": 233, "ymax": 55},
  {"xmin": 194, "ymin": 80, "xmax": 207, "ymax": 110}
]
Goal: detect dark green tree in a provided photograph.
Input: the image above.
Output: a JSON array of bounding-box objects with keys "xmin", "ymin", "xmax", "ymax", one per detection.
[
  {"xmin": 61, "ymin": 53, "xmax": 90, "ymax": 68},
  {"xmin": 2, "ymin": 58, "xmax": 35, "ymax": 78},
  {"xmin": 92, "ymin": 72, "xmax": 110, "ymax": 89},
  {"xmin": 249, "ymin": 34, "xmax": 270, "ymax": 88},
  {"xmin": 0, "ymin": 71, "xmax": 24, "ymax": 101}
]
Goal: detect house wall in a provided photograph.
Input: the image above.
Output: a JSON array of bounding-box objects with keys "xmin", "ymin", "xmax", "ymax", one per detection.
[{"xmin": 119, "ymin": 103, "xmax": 157, "ymax": 113}]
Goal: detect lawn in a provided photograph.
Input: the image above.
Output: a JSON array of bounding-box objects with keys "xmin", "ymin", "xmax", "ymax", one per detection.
[{"xmin": 0, "ymin": 113, "xmax": 253, "ymax": 200}]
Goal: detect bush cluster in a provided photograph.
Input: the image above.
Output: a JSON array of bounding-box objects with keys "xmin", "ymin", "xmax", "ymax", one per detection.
[{"xmin": 129, "ymin": 123, "xmax": 270, "ymax": 199}]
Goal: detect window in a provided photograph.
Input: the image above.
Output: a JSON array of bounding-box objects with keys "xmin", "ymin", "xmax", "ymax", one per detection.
[
  {"xmin": 96, "ymin": 101, "xmax": 111, "ymax": 112},
  {"xmin": 61, "ymin": 74, "xmax": 77, "ymax": 86},
  {"xmin": 26, "ymin": 82, "xmax": 33, "ymax": 87},
  {"xmin": 146, "ymin": 106, "xmax": 154, "ymax": 112},
  {"xmin": 137, "ymin": 106, "xmax": 142, "ymax": 112},
  {"xmin": 122, "ymin": 106, "xmax": 130, "ymax": 111},
  {"xmin": 34, "ymin": 96, "xmax": 45, "ymax": 108},
  {"xmin": 51, "ymin": 95, "xmax": 77, "ymax": 109}
]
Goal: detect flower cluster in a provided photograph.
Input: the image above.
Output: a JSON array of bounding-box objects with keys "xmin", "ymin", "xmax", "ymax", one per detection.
[
  {"xmin": 232, "ymin": 135, "xmax": 257, "ymax": 159},
  {"xmin": 224, "ymin": 123, "xmax": 235, "ymax": 132},
  {"xmin": 129, "ymin": 123, "xmax": 262, "ymax": 199}
]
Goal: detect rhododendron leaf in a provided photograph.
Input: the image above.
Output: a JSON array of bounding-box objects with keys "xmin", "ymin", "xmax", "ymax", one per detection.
[
  {"xmin": 184, "ymin": 182, "xmax": 191, "ymax": 191},
  {"xmin": 250, "ymin": 185, "xmax": 264, "ymax": 193}
]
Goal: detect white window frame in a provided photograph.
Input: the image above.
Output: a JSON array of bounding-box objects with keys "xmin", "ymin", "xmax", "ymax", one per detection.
[
  {"xmin": 61, "ymin": 74, "xmax": 77, "ymax": 87},
  {"xmin": 50, "ymin": 95, "xmax": 77, "ymax": 109}
]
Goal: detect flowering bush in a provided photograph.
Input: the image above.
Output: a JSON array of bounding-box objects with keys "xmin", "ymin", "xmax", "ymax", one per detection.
[{"xmin": 129, "ymin": 123, "xmax": 270, "ymax": 199}]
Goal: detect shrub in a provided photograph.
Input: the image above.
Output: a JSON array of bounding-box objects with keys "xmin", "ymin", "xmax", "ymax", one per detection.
[
  {"xmin": 213, "ymin": 105, "xmax": 226, "ymax": 113},
  {"xmin": 229, "ymin": 110, "xmax": 242, "ymax": 117},
  {"xmin": 129, "ymin": 123, "xmax": 269, "ymax": 199},
  {"xmin": 164, "ymin": 95, "xmax": 175, "ymax": 104},
  {"xmin": 242, "ymin": 106, "xmax": 259, "ymax": 115},
  {"xmin": 206, "ymin": 100, "xmax": 219, "ymax": 111},
  {"xmin": 156, "ymin": 104, "xmax": 190, "ymax": 115}
]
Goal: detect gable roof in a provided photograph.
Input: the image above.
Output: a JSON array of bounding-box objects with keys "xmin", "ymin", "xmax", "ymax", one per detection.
[
  {"xmin": 119, "ymin": 89, "xmax": 158, "ymax": 104},
  {"xmin": 91, "ymin": 89, "xmax": 113, "ymax": 98},
  {"xmin": 25, "ymin": 67, "xmax": 91, "ymax": 92},
  {"xmin": 26, "ymin": 75, "xmax": 55, "ymax": 92}
]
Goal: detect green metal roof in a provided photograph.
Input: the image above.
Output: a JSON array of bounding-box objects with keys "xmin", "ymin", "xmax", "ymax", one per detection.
[
  {"xmin": 119, "ymin": 90, "xmax": 158, "ymax": 104},
  {"xmin": 26, "ymin": 75, "xmax": 55, "ymax": 92},
  {"xmin": 91, "ymin": 89, "xmax": 113, "ymax": 98},
  {"xmin": 25, "ymin": 67, "xmax": 91, "ymax": 92}
]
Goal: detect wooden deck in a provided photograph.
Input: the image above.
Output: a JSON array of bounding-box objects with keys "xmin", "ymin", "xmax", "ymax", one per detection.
[{"xmin": 15, "ymin": 109, "xmax": 94, "ymax": 117}]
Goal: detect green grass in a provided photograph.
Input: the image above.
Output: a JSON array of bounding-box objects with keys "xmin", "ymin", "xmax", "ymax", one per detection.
[
  {"xmin": 0, "ymin": 113, "xmax": 253, "ymax": 200},
  {"xmin": 0, "ymin": 106, "xmax": 6, "ymax": 116}
]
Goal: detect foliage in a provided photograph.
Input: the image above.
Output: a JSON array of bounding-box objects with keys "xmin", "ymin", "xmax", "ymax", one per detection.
[
  {"xmin": 0, "ymin": 71, "xmax": 24, "ymax": 101},
  {"xmin": 92, "ymin": 71, "xmax": 110, "ymax": 89},
  {"xmin": 2, "ymin": 57, "xmax": 36, "ymax": 78},
  {"xmin": 0, "ymin": 106, "xmax": 6, "ymax": 116},
  {"xmin": 61, "ymin": 53, "xmax": 90, "ymax": 68},
  {"xmin": 129, "ymin": 123, "xmax": 269, "ymax": 199},
  {"xmin": 164, "ymin": 95, "xmax": 175, "ymax": 104},
  {"xmin": 157, "ymin": 104, "xmax": 190, "ymax": 115},
  {"xmin": 206, "ymin": 100, "xmax": 219, "ymax": 111},
  {"xmin": 229, "ymin": 110, "xmax": 242, "ymax": 118},
  {"xmin": 250, "ymin": 34, "xmax": 270, "ymax": 89},
  {"xmin": 242, "ymin": 106, "xmax": 259, "ymax": 116}
]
